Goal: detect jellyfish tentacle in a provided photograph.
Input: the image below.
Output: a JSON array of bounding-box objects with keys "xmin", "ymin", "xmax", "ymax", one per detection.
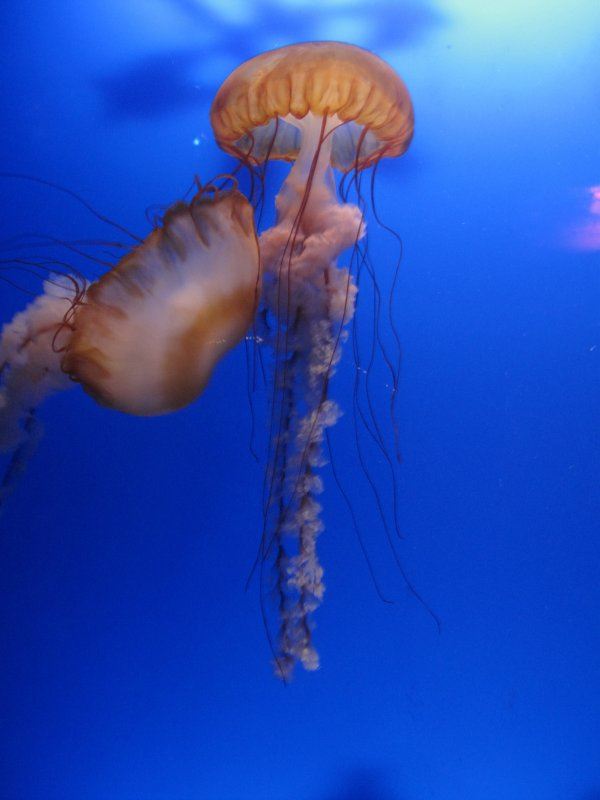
[
  {"xmin": 344, "ymin": 158, "xmax": 407, "ymax": 545},
  {"xmin": 0, "ymin": 276, "xmax": 83, "ymax": 506},
  {"xmin": 356, "ymin": 241, "xmax": 406, "ymax": 540},
  {"xmin": 0, "ymin": 172, "xmax": 142, "ymax": 244},
  {"xmin": 325, "ymin": 429, "xmax": 394, "ymax": 605},
  {"xmin": 368, "ymin": 157, "xmax": 407, "ymax": 464},
  {"xmin": 0, "ymin": 410, "xmax": 42, "ymax": 514}
]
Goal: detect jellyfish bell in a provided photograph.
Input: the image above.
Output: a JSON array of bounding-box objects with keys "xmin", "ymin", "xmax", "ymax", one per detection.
[
  {"xmin": 63, "ymin": 186, "xmax": 259, "ymax": 416},
  {"xmin": 211, "ymin": 42, "xmax": 415, "ymax": 678},
  {"xmin": 211, "ymin": 42, "xmax": 413, "ymax": 263},
  {"xmin": 210, "ymin": 42, "xmax": 414, "ymax": 292},
  {"xmin": 210, "ymin": 41, "xmax": 414, "ymax": 173}
]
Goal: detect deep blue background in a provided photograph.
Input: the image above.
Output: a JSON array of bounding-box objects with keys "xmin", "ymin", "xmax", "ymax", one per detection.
[{"xmin": 1, "ymin": 2, "xmax": 599, "ymax": 799}]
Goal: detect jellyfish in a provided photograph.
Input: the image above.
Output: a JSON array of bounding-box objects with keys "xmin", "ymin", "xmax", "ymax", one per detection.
[
  {"xmin": 1, "ymin": 41, "xmax": 416, "ymax": 679},
  {"xmin": 211, "ymin": 42, "xmax": 413, "ymax": 677},
  {"xmin": 0, "ymin": 186, "xmax": 259, "ymax": 487}
]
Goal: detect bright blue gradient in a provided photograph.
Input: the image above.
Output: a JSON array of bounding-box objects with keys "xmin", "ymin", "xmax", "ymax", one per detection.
[{"xmin": 1, "ymin": 2, "xmax": 599, "ymax": 799}]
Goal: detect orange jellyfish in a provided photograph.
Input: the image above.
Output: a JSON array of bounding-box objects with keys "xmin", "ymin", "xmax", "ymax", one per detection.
[
  {"xmin": 0, "ymin": 185, "xmax": 259, "ymax": 457},
  {"xmin": 63, "ymin": 188, "xmax": 259, "ymax": 415},
  {"xmin": 211, "ymin": 42, "xmax": 414, "ymax": 677}
]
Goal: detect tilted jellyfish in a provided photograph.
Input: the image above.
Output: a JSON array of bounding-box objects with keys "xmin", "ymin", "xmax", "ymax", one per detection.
[
  {"xmin": 211, "ymin": 42, "xmax": 414, "ymax": 677},
  {"xmin": 63, "ymin": 188, "xmax": 259, "ymax": 415},
  {"xmin": 0, "ymin": 186, "xmax": 259, "ymax": 462}
]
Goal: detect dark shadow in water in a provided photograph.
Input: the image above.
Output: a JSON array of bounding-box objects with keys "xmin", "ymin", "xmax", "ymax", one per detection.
[
  {"xmin": 319, "ymin": 767, "xmax": 405, "ymax": 800},
  {"xmin": 96, "ymin": 0, "xmax": 445, "ymax": 120},
  {"xmin": 166, "ymin": 0, "xmax": 444, "ymax": 48},
  {"xmin": 95, "ymin": 49, "xmax": 204, "ymax": 119},
  {"xmin": 579, "ymin": 792, "xmax": 600, "ymax": 800}
]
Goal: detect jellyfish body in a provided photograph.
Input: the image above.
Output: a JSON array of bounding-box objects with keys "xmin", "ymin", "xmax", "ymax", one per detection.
[{"xmin": 211, "ymin": 42, "xmax": 414, "ymax": 677}]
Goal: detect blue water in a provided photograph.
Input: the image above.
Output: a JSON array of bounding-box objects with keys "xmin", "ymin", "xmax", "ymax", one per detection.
[{"xmin": 1, "ymin": 2, "xmax": 599, "ymax": 799}]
